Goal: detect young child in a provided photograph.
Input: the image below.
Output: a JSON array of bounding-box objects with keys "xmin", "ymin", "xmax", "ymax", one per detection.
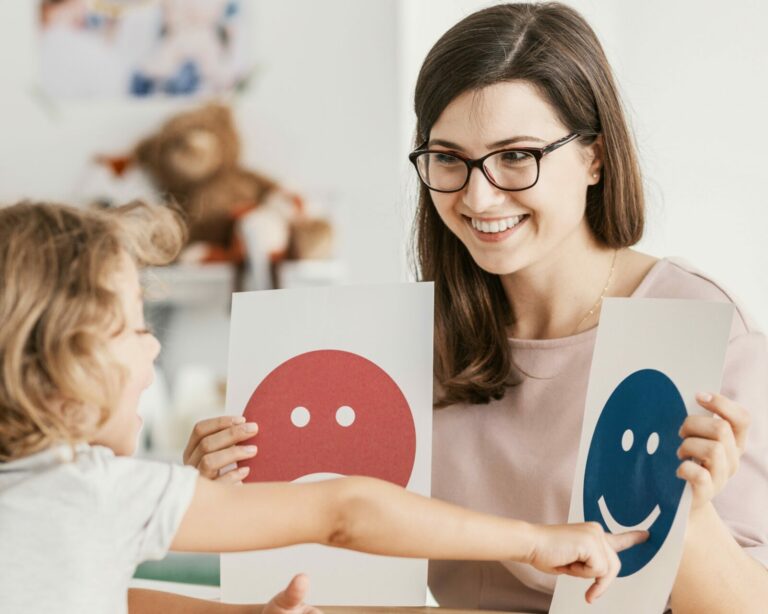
[{"xmin": 0, "ymin": 201, "xmax": 644, "ymax": 614}]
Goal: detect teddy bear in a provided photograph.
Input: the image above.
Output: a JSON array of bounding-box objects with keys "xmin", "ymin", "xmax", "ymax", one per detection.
[{"xmin": 134, "ymin": 102, "xmax": 333, "ymax": 278}]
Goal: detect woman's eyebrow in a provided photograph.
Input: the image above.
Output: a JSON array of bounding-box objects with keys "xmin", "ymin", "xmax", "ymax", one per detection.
[
  {"xmin": 487, "ymin": 135, "xmax": 546, "ymax": 148},
  {"xmin": 427, "ymin": 138, "xmax": 464, "ymax": 149},
  {"xmin": 427, "ymin": 135, "xmax": 546, "ymax": 149}
]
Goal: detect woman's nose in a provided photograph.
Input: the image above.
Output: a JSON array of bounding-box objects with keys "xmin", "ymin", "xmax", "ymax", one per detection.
[{"xmin": 461, "ymin": 166, "xmax": 506, "ymax": 213}]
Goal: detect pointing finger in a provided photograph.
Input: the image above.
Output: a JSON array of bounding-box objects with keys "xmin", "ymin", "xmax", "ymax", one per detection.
[{"xmin": 606, "ymin": 530, "xmax": 649, "ymax": 553}]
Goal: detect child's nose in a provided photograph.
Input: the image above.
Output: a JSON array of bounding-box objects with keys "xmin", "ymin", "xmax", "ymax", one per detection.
[{"xmin": 148, "ymin": 334, "xmax": 161, "ymax": 360}]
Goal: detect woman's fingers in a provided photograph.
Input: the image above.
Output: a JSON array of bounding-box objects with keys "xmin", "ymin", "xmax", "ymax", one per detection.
[
  {"xmin": 676, "ymin": 393, "xmax": 750, "ymax": 509},
  {"xmin": 677, "ymin": 459, "xmax": 714, "ymax": 503},
  {"xmin": 197, "ymin": 445, "xmax": 258, "ymax": 480},
  {"xmin": 679, "ymin": 414, "xmax": 738, "ymax": 467},
  {"xmin": 183, "ymin": 416, "xmax": 245, "ymax": 462},
  {"xmin": 216, "ymin": 465, "xmax": 251, "ymax": 483},
  {"xmin": 695, "ymin": 392, "xmax": 750, "ymax": 451},
  {"xmin": 677, "ymin": 436, "xmax": 730, "ymax": 484},
  {"xmin": 186, "ymin": 421, "xmax": 259, "ymax": 469}
]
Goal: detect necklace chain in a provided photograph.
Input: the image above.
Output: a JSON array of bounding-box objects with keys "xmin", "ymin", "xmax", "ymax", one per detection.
[
  {"xmin": 570, "ymin": 249, "xmax": 618, "ymax": 336},
  {"xmin": 509, "ymin": 249, "xmax": 619, "ymax": 381}
]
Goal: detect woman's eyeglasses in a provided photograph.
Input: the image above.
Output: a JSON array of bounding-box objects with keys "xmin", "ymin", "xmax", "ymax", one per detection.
[{"xmin": 408, "ymin": 132, "xmax": 594, "ymax": 193}]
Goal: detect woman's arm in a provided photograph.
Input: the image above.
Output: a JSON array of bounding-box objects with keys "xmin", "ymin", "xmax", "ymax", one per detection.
[
  {"xmin": 670, "ymin": 392, "xmax": 768, "ymax": 613},
  {"xmin": 172, "ymin": 475, "xmax": 645, "ymax": 603},
  {"xmin": 671, "ymin": 503, "xmax": 768, "ymax": 614}
]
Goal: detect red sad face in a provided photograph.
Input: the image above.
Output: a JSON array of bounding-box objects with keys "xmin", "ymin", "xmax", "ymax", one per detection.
[{"xmin": 238, "ymin": 349, "xmax": 416, "ymax": 487}]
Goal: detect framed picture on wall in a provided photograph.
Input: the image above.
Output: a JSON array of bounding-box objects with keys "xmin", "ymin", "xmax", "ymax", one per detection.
[{"xmin": 39, "ymin": 0, "xmax": 251, "ymax": 99}]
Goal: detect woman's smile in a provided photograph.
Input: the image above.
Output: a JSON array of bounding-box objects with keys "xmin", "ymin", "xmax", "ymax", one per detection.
[{"xmin": 464, "ymin": 213, "xmax": 530, "ymax": 242}]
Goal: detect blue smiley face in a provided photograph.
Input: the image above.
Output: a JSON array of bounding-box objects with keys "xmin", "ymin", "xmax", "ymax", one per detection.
[{"xmin": 583, "ymin": 369, "xmax": 687, "ymax": 576}]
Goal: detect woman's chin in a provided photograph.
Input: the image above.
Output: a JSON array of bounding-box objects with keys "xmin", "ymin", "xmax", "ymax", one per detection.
[{"xmin": 471, "ymin": 253, "xmax": 526, "ymax": 277}]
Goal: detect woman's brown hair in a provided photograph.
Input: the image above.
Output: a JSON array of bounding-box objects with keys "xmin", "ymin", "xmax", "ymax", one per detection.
[
  {"xmin": 413, "ymin": 2, "xmax": 645, "ymax": 406},
  {"xmin": 0, "ymin": 201, "xmax": 185, "ymax": 461}
]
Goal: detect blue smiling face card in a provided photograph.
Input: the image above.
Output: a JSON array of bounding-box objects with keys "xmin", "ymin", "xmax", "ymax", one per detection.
[
  {"xmin": 550, "ymin": 298, "xmax": 733, "ymax": 614},
  {"xmin": 583, "ymin": 368, "xmax": 687, "ymax": 577}
]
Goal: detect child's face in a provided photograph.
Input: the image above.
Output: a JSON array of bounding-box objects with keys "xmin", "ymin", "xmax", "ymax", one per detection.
[
  {"xmin": 92, "ymin": 253, "xmax": 160, "ymax": 456},
  {"xmin": 427, "ymin": 81, "xmax": 601, "ymax": 277}
]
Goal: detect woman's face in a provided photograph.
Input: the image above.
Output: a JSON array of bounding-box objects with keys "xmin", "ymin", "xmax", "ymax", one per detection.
[{"xmin": 427, "ymin": 81, "xmax": 601, "ymax": 276}]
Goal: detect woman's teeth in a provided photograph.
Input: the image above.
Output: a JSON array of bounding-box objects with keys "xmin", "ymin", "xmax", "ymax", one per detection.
[{"xmin": 470, "ymin": 215, "xmax": 527, "ymax": 233}]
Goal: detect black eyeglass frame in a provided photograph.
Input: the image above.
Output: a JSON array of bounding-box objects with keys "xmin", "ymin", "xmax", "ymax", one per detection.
[{"xmin": 408, "ymin": 131, "xmax": 596, "ymax": 193}]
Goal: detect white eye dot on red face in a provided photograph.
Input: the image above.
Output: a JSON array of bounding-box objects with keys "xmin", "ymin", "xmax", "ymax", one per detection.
[
  {"xmin": 646, "ymin": 432, "xmax": 660, "ymax": 455},
  {"xmin": 290, "ymin": 406, "xmax": 310, "ymax": 428},
  {"xmin": 335, "ymin": 405, "xmax": 356, "ymax": 427},
  {"xmin": 621, "ymin": 429, "xmax": 634, "ymax": 452}
]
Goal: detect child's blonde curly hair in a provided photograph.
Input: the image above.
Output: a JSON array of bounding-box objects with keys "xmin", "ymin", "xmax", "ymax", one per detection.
[{"xmin": 0, "ymin": 201, "xmax": 186, "ymax": 461}]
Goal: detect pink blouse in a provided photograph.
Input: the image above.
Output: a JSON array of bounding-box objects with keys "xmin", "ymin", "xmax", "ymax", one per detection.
[{"xmin": 429, "ymin": 258, "xmax": 768, "ymax": 612}]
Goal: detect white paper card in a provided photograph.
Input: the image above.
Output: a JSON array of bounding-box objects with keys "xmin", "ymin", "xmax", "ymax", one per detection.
[
  {"xmin": 220, "ymin": 282, "xmax": 434, "ymax": 606},
  {"xmin": 550, "ymin": 298, "xmax": 733, "ymax": 613}
]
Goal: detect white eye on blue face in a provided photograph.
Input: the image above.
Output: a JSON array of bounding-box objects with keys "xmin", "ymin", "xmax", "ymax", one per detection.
[
  {"xmin": 621, "ymin": 428, "xmax": 634, "ymax": 451},
  {"xmin": 646, "ymin": 432, "xmax": 660, "ymax": 455}
]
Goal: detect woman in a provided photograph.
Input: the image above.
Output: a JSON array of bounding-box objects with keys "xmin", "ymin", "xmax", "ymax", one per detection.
[{"xmin": 186, "ymin": 3, "xmax": 767, "ymax": 612}]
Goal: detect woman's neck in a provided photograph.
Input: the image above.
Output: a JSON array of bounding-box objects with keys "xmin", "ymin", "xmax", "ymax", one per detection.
[{"xmin": 501, "ymin": 226, "xmax": 620, "ymax": 340}]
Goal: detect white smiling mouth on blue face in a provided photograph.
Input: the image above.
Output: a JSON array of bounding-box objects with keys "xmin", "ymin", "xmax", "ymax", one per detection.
[{"xmin": 598, "ymin": 495, "xmax": 661, "ymax": 533}]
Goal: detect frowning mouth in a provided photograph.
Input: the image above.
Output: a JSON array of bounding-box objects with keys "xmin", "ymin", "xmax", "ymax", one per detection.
[
  {"xmin": 598, "ymin": 495, "xmax": 661, "ymax": 533},
  {"xmin": 292, "ymin": 472, "xmax": 346, "ymax": 483}
]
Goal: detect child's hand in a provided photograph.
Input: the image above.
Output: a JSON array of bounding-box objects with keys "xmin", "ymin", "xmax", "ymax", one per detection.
[
  {"xmin": 263, "ymin": 574, "xmax": 323, "ymax": 614},
  {"xmin": 183, "ymin": 416, "xmax": 258, "ymax": 482},
  {"xmin": 527, "ymin": 523, "xmax": 648, "ymax": 603}
]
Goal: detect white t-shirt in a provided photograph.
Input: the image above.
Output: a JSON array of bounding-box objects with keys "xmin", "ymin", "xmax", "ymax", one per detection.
[{"xmin": 0, "ymin": 444, "xmax": 198, "ymax": 614}]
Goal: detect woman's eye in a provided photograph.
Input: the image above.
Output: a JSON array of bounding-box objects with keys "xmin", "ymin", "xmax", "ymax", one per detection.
[
  {"xmin": 499, "ymin": 150, "xmax": 528, "ymax": 164},
  {"xmin": 434, "ymin": 153, "xmax": 461, "ymax": 165}
]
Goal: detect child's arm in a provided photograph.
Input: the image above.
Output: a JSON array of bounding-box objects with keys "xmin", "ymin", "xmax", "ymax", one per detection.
[
  {"xmin": 172, "ymin": 476, "xmax": 645, "ymax": 602},
  {"xmin": 128, "ymin": 573, "xmax": 320, "ymax": 614}
]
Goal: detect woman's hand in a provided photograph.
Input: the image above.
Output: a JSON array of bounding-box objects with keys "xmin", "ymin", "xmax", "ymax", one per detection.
[
  {"xmin": 262, "ymin": 574, "xmax": 322, "ymax": 614},
  {"xmin": 527, "ymin": 523, "xmax": 647, "ymax": 603},
  {"xmin": 677, "ymin": 392, "xmax": 750, "ymax": 510},
  {"xmin": 183, "ymin": 416, "xmax": 258, "ymax": 482}
]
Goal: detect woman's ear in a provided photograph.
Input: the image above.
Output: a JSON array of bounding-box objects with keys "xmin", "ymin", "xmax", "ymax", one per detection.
[{"xmin": 586, "ymin": 134, "xmax": 604, "ymax": 185}]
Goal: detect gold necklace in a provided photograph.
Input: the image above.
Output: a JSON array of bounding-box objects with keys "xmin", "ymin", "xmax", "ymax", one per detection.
[
  {"xmin": 509, "ymin": 249, "xmax": 618, "ymax": 380},
  {"xmin": 570, "ymin": 249, "xmax": 618, "ymax": 336}
]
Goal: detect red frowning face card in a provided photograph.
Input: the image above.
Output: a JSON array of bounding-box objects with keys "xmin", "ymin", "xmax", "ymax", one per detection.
[{"xmin": 238, "ymin": 349, "xmax": 416, "ymax": 487}]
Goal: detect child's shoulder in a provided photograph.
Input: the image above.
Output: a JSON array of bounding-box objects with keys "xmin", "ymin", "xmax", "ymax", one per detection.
[
  {"xmin": 0, "ymin": 445, "xmax": 142, "ymax": 503},
  {"xmin": 0, "ymin": 444, "xmax": 195, "ymax": 506}
]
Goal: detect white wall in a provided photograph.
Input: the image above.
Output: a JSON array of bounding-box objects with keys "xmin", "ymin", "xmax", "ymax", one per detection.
[
  {"xmin": 236, "ymin": 0, "xmax": 402, "ymax": 284},
  {"xmin": 397, "ymin": 0, "xmax": 768, "ymax": 330}
]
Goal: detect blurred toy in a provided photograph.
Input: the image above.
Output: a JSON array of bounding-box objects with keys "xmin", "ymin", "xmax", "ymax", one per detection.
[
  {"xmin": 134, "ymin": 102, "xmax": 334, "ymax": 275},
  {"xmin": 74, "ymin": 153, "xmax": 158, "ymax": 209}
]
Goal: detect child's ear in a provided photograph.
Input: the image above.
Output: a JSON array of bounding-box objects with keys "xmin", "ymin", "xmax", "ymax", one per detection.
[{"xmin": 53, "ymin": 395, "xmax": 101, "ymax": 433}]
